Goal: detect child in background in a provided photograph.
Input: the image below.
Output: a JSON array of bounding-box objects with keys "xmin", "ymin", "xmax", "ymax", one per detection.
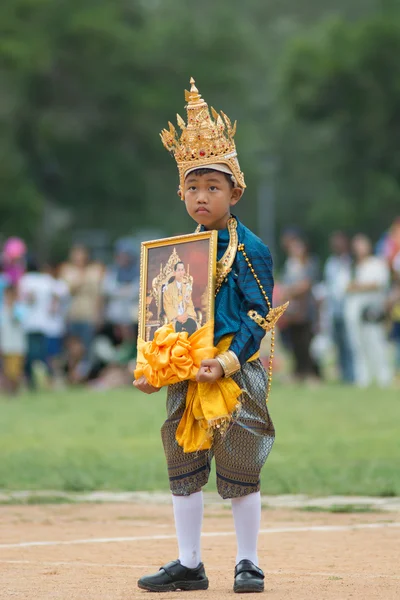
[
  {"xmin": 63, "ymin": 335, "xmax": 90, "ymax": 385},
  {"xmin": 19, "ymin": 259, "xmax": 55, "ymax": 389},
  {"xmin": 2, "ymin": 237, "xmax": 26, "ymax": 285},
  {"xmin": 45, "ymin": 261, "xmax": 70, "ymax": 388},
  {"xmin": 0, "ymin": 285, "xmax": 27, "ymax": 394},
  {"xmin": 389, "ymin": 259, "xmax": 400, "ymax": 380},
  {"xmin": 0, "ymin": 264, "xmax": 11, "ymax": 309}
]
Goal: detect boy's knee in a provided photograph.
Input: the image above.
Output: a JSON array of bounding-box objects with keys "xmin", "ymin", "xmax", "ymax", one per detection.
[
  {"xmin": 216, "ymin": 475, "xmax": 260, "ymax": 500},
  {"xmin": 170, "ymin": 476, "xmax": 208, "ymax": 497}
]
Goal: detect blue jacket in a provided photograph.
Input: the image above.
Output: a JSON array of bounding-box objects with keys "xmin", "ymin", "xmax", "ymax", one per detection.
[{"xmin": 201, "ymin": 216, "xmax": 274, "ymax": 365}]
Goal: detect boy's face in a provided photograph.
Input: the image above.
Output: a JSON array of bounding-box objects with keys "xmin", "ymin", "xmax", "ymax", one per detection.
[{"xmin": 183, "ymin": 171, "xmax": 243, "ymax": 230}]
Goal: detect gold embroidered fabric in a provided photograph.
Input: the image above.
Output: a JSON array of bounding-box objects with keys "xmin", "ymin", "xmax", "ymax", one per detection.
[
  {"xmin": 196, "ymin": 217, "xmax": 238, "ymax": 296},
  {"xmin": 215, "ymin": 218, "xmax": 238, "ymax": 295},
  {"xmin": 162, "ymin": 359, "xmax": 275, "ymax": 498}
]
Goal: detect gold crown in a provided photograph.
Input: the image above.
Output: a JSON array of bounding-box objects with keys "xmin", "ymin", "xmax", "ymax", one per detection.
[{"xmin": 160, "ymin": 77, "xmax": 246, "ymax": 194}]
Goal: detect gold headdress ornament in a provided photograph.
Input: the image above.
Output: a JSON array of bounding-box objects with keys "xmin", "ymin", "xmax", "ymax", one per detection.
[{"xmin": 160, "ymin": 77, "xmax": 246, "ymax": 196}]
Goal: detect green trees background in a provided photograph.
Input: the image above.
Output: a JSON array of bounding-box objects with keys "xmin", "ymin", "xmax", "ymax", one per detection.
[{"xmin": 1, "ymin": 0, "xmax": 399, "ymax": 258}]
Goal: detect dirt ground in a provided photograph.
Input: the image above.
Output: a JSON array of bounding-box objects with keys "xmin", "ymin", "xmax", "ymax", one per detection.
[{"xmin": 0, "ymin": 501, "xmax": 399, "ymax": 600}]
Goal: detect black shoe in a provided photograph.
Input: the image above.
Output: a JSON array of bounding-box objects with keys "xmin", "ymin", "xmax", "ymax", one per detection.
[
  {"xmin": 137, "ymin": 559, "xmax": 209, "ymax": 592},
  {"xmin": 233, "ymin": 559, "xmax": 265, "ymax": 593}
]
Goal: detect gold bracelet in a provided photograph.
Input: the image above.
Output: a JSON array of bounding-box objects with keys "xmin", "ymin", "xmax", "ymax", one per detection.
[{"xmin": 216, "ymin": 350, "xmax": 241, "ymax": 378}]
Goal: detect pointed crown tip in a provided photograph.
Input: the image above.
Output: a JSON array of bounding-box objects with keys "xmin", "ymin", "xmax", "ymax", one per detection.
[{"xmin": 190, "ymin": 77, "xmax": 198, "ymax": 93}]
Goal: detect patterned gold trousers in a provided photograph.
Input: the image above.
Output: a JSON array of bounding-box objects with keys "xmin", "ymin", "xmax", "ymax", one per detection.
[{"xmin": 161, "ymin": 359, "xmax": 275, "ymax": 499}]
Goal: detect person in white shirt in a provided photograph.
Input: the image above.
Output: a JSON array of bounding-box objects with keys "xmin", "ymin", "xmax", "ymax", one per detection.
[
  {"xmin": 0, "ymin": 284, "xmax": 27, "ymax": 394},
  {"xmin": 18, "ymin": 260, "xmax": 55, "ymax": 389},
  {"xmin": 44, "ymin": 262, "xmax": 71, "ymax": 384},
  {"xmin": 345, "ymin": 234, "xmax": 392, "ymax": 387},
  {"xmin": 324, "ymin": 232, "xmax": 354, "ymax": 382}
]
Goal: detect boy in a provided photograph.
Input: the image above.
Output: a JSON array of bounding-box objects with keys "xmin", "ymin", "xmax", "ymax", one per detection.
[
  {"xmin": 134, "ymin": 78, "xmax": 277, "ymax": 593},
  {"xmin": 0, "ymin": 285, "xmax": 27, "ymax": 394}
]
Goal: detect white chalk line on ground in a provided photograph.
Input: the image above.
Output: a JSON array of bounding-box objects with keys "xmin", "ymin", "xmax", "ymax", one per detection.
[
  {"xmin": 1, "ymin": 560, "xmax": 399, "ymax": 581},
  {"xmin": 0, "ymin": 521, "xmax": 399, "ymax": 549}
]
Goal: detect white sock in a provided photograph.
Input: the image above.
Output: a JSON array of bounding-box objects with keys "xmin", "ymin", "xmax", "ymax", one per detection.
[
  {"xmin": 231, "ymin": 491, "xmax": 261, "ymax": 566},
  {"xmin": 172, "ymin": 490, "xmax": 203, "ymax": 569}
]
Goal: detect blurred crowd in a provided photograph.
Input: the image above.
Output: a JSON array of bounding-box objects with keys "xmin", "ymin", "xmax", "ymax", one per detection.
[
  {"xmin": 0, "ymin": 238, "xmax": 139, "ymax": 394},
  {"xmin": 1, "ymin": 217, "xmax": 400, "ymax": 396},
  {"xmin": 276, "ymin": 218, "xmax": 400, "ymax": 388}
]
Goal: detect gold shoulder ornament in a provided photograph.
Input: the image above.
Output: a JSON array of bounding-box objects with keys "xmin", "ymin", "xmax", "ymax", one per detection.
[{"xmin": 248, "ymin": 304, "xmax": 289, "ymax": 332}]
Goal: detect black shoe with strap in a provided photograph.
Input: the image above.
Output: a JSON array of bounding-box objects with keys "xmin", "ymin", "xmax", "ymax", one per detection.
[
  {"xmin": 233, "ymin": 559, "xmax": 265, "ymax": 593},
  {"xmin": 137, "ymin": 559, "xmax": 209, "ymax": 592}
]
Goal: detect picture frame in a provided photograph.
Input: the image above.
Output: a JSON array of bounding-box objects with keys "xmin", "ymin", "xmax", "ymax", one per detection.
[{"xmin": 138, "ymin": 231, "xmax": 218, "ymax": 343}]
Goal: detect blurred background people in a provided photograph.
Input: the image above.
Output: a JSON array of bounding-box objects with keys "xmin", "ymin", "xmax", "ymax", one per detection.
[
  {"xmin": 44, "ymin": 261, "xmax": 70, "ymax": 387},
  {"xmin": 280, "ymin": 226, "xmax": 304, "ymax": 256},
  {"xmin": 19, "ymin": 260, "xmax": 55, "ymax": 389},
  {"xmin": 102, "ymin": 238, "xmax": 139, "ymax": 330},
  {"xmin": 1, "ymin": 223, "xmax": 398, "ymax": 393},
  {"xmin": 0, "ymin": 284, "xmax": 27, "ymax": 395},
  {"xmin": 0, "ymin": 263, "xmax": 11, "ymax": 309},
  {"xmin": 380, "ymin": 217, "xmax": 400, "ymax": 267},
  {"xmin": 324, "ymin": 231, "xmax": 354, "ymax": 383},
  {"xmin": 388, "ymin": 259, "xmax": 400, "ymax": 380},
  {"xmin": 86, "ymin": 324, "xmax": 135, "ymax": 390},
  {"xmin": 280, "ymin": 236, "xmax": 321, "ymax": 383},
  {"xmin": 345, "ymin": 234, "xmax": 392, "ymax": 388},
  {"xmin": 2, "ymin": 237, "xmax": 26, "ymax": 286},
  {"xmin": 60, "ymin": 245, "xmax": 104, "ymax": 352},
  {"xmin": 277, "ymin": 227, "xmax": 304, "ymax": 355},
  {"xmin": 63, "ymin": 335, "xmax": 90, "ymax": 386}
]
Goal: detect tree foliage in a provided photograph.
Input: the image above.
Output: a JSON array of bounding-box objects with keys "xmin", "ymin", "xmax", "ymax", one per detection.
[
  {"xmin": 0, "ymin": 0, "xmax": 392, "ymax": 257},
  {"xmin": 1, "ymin": 0, "xmax": 261, "ymax": 244},
  {"xmin": 278, "ymin": 13, "xmax": 400, "ymax": 248}
]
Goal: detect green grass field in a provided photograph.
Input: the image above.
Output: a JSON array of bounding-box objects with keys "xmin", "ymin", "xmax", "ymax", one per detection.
[{"xmin": 1, "ymin": 384, "xmax": 399, "ymax": 496}]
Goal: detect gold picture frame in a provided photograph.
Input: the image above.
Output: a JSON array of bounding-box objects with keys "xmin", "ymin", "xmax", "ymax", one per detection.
[{"xmin": 138, "ymin": 231, "xmax": 218, "ymax": 343}]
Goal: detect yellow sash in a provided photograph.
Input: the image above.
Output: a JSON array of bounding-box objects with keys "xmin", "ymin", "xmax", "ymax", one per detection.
[{"xmin": 134, "ymin": 322, "xmax": 258, "ymax": 453}]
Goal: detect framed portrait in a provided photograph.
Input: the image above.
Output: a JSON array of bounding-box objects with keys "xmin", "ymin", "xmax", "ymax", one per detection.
[{"xmin": 138, "ymin": 231, "xmax": 218, "ymax": 343}]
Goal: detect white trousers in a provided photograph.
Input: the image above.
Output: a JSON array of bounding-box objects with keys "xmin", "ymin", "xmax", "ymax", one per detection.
[{"xmin": 347, "ymin": 317, "xmax": 392, "ymax": 387}]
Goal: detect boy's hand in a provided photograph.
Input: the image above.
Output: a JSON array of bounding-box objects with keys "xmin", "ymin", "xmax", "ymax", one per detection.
[
  {"xmin": 133, "ymin": 376, "xmax": 161, "ymax": 394},
  {"xmin": 196, "ymin": 359, "xmax": 224, "ymax": 383}
]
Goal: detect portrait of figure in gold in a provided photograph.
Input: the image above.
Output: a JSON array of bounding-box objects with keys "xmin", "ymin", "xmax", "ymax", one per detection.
[{"xmin": 138, "ymin": 232, "xmax": 217, "ymax": 342}]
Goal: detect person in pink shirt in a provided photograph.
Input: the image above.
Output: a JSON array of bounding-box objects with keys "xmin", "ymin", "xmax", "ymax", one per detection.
[{"xmin": 2, "ymin": 237, "xmax": 27, "ymax": 285}]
